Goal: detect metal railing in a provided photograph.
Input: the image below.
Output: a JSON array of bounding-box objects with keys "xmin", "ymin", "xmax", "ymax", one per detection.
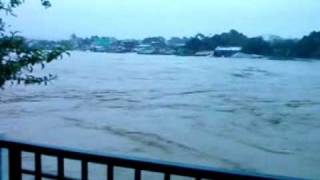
[{"xmin": 0, "ymin": 138, "xmax": 295, "ymax": 180}]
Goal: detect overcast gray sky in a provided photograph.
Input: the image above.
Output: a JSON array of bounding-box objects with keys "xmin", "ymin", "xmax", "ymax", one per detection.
[{"xmin": 3, "ymin": 0, "xmax": 320, "ymax": 40}]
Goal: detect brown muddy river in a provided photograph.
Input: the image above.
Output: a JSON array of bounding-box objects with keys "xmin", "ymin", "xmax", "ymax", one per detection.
[{"xmin": 1, "ymin": 51, "xmax": 320, "ymax": 179}]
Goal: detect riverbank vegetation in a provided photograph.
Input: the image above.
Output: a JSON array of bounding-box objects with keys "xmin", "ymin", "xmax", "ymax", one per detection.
[
  {"xmin": 0, "ymin": 0, "xmax": 67, "ymax": 88},
  {"xmin": 28, "ymin": 30, "xmax": 320, "ymax": 59},
  {"xmin": 185, "ymin": 30, "xmax": 320, "ymax": 59}
]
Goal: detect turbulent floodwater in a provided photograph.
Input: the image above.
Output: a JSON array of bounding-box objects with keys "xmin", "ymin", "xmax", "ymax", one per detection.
[{"xmin": 1, "ymin": 51, "xmax": 320, "ymax": 179}]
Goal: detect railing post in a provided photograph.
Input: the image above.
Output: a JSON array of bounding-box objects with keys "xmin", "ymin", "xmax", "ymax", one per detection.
[
  {"xmin": 0, "ymin": 148, "xmax": 2, "ymax": 180},
  {"xmin": 164, "ymin": 173, "xmax": 170, "ymax": 180},
  {"xmin": 35, "ymin": 153, "xmax": 42, "ymax": 180},
  {"xmin": 0, "ymin": 134, "xmax": 4, "ymax": 180},
  {"xmin": 81, "ymin": 160, "xmax": 88, "ymax": 180},
  {"xmin": 107, "ymin": 165, "xmax": 114, "ymax": 180},
  {"xmin": 8, "ymin": 148, "xmax": 22, "ymax": 180},
  {"xmin": 57, "ymin": 156, "xmax": 64, "ymax": 179},
  {"xmin": 134, "ymin": 169, "xmax": 141, "ymax": 180}
]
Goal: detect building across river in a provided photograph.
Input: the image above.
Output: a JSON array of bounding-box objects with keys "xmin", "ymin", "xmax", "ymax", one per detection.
[{"xmin": 214, "ymin": 46, "xmax": 242, "ymax": 57}]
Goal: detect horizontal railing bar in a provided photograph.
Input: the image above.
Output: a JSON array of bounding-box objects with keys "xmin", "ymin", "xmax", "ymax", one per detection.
[
  {"xmin": 0, "ymin": 138, "xmax": 299, "ymax": 180},
  {"xmin": 22, "ymin": 169, "xmax": 78, "ymax": 180}
]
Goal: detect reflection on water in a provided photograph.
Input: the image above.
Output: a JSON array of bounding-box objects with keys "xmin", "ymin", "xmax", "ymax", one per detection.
[{"xmin": 1, "ymin": 51, "xmax": 320, "ymax": 178}]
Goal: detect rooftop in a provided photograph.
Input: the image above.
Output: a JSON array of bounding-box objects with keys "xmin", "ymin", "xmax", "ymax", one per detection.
[{"xmin": 215, "ymin": 46, "xmax": 242, "ymax": 51}]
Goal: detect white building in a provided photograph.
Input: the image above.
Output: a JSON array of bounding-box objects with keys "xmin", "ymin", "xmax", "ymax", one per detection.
[{"xmin": 214, "ymin": 46, "xmax": 242, "ymax": 57}]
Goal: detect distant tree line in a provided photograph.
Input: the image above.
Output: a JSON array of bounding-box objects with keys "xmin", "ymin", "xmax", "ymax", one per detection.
[
  {"xmin": 185, "ymin": 30, "xmax": 320, "ymax": 59},
  {"xmin": 26, "ymin": 30, "xmax": 320, "ymax": 59}
]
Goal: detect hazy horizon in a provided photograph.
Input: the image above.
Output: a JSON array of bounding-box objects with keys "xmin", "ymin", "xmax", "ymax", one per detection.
[{"xmin": 2, "ymin": 0, "xmax": 320, "ymax": 40}]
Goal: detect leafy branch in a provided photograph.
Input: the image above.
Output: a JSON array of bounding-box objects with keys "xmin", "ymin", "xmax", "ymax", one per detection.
[{"xmin": 0, "ymin": 0, "xmax": 68, "ymax": 88}]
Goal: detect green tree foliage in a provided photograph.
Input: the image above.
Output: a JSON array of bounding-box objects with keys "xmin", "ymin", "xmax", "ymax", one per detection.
[
  {"xmin": 242, "ymin": 37, "xmax": 272, "ymax": 55},
  {"xmin": 184, "ymin": 29, "xmax": 320, "ymax": 58},
  {"xmin": 270, "ymin": 39, "xmax": 296, "ymax": 58},
  {"xmin": 211, "ymin": 30, "xmax": 248, "ymax": 47},
  {"xmin": 185, "ymin": 30, "xmax": 248, "ymax": 52},
  {"xmin": 184, "ymin": 37, "xmax": 203, "ymax": 52},
  {"xmin": 0, "ymin": 0, "xmax": 68, "ymax": 88},
  {"xmin": 295, "ymin": 31, "xmax": 320, "ymax": 58},
  {"xmin": 142, "ymin": 36, "xmax": 166, "ymax": 47}
]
